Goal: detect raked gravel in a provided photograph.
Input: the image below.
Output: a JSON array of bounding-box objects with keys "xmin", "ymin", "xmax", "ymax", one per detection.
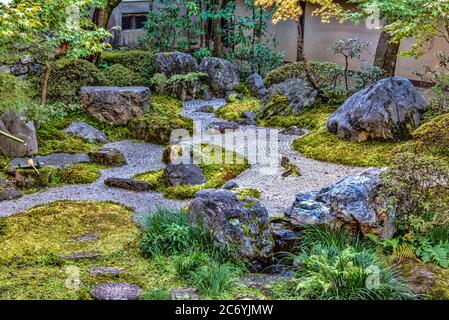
[{"xmin": 0, "ymin": 98, "xmax": 364, "ymax": 218}]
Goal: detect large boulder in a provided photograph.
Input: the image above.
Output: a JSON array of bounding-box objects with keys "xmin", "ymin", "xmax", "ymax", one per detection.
[
  {"xmin": 246, "ymin": 73, "xmax": 268, "ymax": 99},
  {"xmin": 258, "ymin": 78, "xmax": 317, "ymax": 118},
  {"xmin": 63, "ymin": 121, "xmax": 108, "ymax": 144},
  {"xmin": 189, "ymin": 189, "xmax": 274, "ymax": 265},
  {"xmin": 154, "ymin": 51, "xmax": 198, "ymax": 77},
  {"xmin": 199, "ymin": 57, "xmax": 240, "ymax": 95},
  {"xmin": 285, "ymin": 169, "xmax": 395, "ymax": 239},
  {"xmin": 328, "ymin": 77, "xmax": 427, "ymax": 142},
  {"xmin": 164, "ymin": 164, "xmax": 206, "ymax": 187},
  {"xmin": 80, "ymin": 87, "xmax": 150, "ymax": 125},
  {"xmin": 0, "ymin": 111, "xmax": 38, "ymax": 157}
]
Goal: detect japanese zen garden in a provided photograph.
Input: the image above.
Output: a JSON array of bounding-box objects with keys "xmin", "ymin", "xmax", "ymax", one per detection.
[{"xmin": 0, "ymin": 0, "xmax": 448, "ymax": 301}]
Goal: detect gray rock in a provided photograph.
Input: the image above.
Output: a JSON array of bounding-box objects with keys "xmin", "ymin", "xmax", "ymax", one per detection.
[
  {"xmin": 270, "ymin": 219, "xmax": 300, "ymax": 253},
  {"xmin": 285, "ymin": 169, "xmax": 396, "ymax": 239},
  {"xmin": 328, "ymin": 77, "xmax": 427, "ymax": 141},
  {"xmin": 10, "ymin": 63, "xmax": 28, "ymax": 76},
  {"xmin": 89, "ymin": 148, "xmax": 126, "ymax": 167},
  {"xmin": 239, "ymin": 111, "xmax": 257, "ymax": 126},
  {"xmin": 154, "ymin": 51, "xmax": 198, "ymax": 77},
  {"xmin": 202, "ymin": 87, "xmax": 214, "ymax": 101},
  {"xmin": 280, "ymin": 126, "xmax": 309, "ymax": 136},
  {"xmin": 0, "ymin": 111, "xmax": 38, "ymax": 157},
  {"xmin": 0, "ymin": 189, "xmax": 23, "ymax": 202},
  {"xmin": 225, "ymin": 91, "xmax": 243, "ymax": 102},
  {"xmin": 63, "ymin": 121, "xmax": 108, "ymax": 144},
  {"xmin": 206, "ymin": 121, "xmax": 239, "ymax": 134},
  {"xmin": 242, "ymin": 110, "xmax": 256, "ymax": 120},
  {"xmin": 80, "ymin": 86, "xmax": 150, "ymax": 125},
  {"xmin": 259, "ymin": 78, "xmax": 317, "ymax": 118},
  {"xmin": 223, "ymin": 181, "xmax": 239, "ymax": 190},
  {"xmin": 189, "ymin": 189, "xmax": 274, "ymax": 264},
  {"xmin": 89, "ymin": 267, "xmax": 124, "ymax": 276},
  {"xmin": 7, "ymin": 153, "xmax": 91, "ymax": 175},
  {"xmin": 247, "ymin": 73, "xmax": 268, "ymax": 99},
  {"xmin": 164, "ymin": 164, "xmax": 206, "ymax": 187},
  {"xmin": 104, "ymin": 178, "xmax": 150, "ymax": 192},
  {"xmin": 195, "ymin": 105, "xmax": 214, "ymax": 113},
  {"xmin": 91, "ymin": 282, "xmax": 141, "ymax": 300},
  {"xmin": 199, "ymin": 57, "xmax": 240, "ymax": 95},
  {"xmin": 170, "ymin": 287, "xmax": 200, "ymax": 300},
  {"xmin": 68, "ymin": 233, "xmax": 100, "ymax": 243},
  {"xmin": 61, "ymin": 253, "xmax": 101, "ymax": 260}
]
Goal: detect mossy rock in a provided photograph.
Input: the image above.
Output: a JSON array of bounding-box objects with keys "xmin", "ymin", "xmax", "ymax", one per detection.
[
  {"xmin": 89, "ymin": 148, "xmax": 126, "ymax": 167},
  {"xmin": 100, "ymin": 50, "xmax": 155, "ymax": 80}
]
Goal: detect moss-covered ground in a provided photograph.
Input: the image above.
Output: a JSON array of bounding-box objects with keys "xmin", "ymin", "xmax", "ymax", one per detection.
[
  {"xmin": 135, "ymin": 145, "xmax": 250, "ymax": 199},
  {"xmin": 0, "ymin": 201, "xmax": 264, "ymax": 300}
]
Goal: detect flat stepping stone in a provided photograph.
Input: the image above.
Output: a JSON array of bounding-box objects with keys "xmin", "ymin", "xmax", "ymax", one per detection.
[
  {"xmin": 68, "ymin": 233, "xmax": 100, "ymax": 243},
  {"xmin": 91, "ymin": 282, "xmax": 141, "ymax": 300},
  {"xmin": 170, "ymin": 287, "xmax": 200, "ymax": 300},
  {"xmin": 89, "ymin": 267, "xmax": 124, "ymax": 276},
  {"xmin": 7, "ymin": 153, "xmax": 91, "ymax": 174},
  {"xmin": 0, "ymin": 189, "xmax": 23, "ymax": 202},
  {"xmin": 61, "ymin": 253, "xmax": 101, "ymax": 260},
  {"xmin": 64, "ymin": 121, "xmax": 108, "ymax": 144},
  {"xmin": 104, "ymin": 178, "xmax": 150, "ymax": 192}
]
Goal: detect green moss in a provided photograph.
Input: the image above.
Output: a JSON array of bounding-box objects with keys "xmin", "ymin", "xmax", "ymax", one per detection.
[
  {"xmin": 100, "ymin": 50, "xmax": 155, "ymax": 80},
  {"xmin": 411, "ymin": 113, "xmax": 449, "ymax": 160},
  {"xmin": 102, "ymin": 64, "xmax": 145, "ymax": 87},
  {"xmin": 0, "ymin": 201, "xmax": 184, "ymax": 300},
  {"xmin": 130, "ymin": 95, "xmax": 193, "ymax": 145},
  {"xmin": 215, "ymin": 97, "xmax": 261, "ymax": 122},
  {"xmin": 235, "ymin": 189, "xmax": 261, "ymax": 199},
  {"xmin": 135, "ymin": 146, "xmax": 249, "ymax": 199},
  {"xmin": 233, "ymin": 83, "xmax": 251, "ymax": 97},
  {"xmin": 0, "ymin": 70, "xmax": 33, "ymax": 114}
]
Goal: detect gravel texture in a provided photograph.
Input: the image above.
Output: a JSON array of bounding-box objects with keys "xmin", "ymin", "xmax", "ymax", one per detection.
[{"xmin": 0, "ymin": 98, "xmax": 363, "ymax": 218}]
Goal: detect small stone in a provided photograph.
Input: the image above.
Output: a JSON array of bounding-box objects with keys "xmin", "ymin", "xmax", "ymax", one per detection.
[
  {"xmin": 195, "ymin": 105, "xmax": 215, "ymax": 113},
  {"xmin": 206, "ymin": 121, "xmax": 239, "ymax": 134},
  {"xmin": 164, "ymin": 164, "xmax": 207, "ymax": 187},
  {"xmin": 89, "ymin": 267, "xmax": 124, "ymax": 276},
  {"xmin": 104, "ymin": 178, "xmax": 150, "ymax": 192},
  {"xmin": 0, "ymin": 189, "xmax": 23, "ymax": 202},
  {"xmin": 68, "ymin": 233, "xmax": 100, "ymax": 243},
  {"xmin": 170, "ymin": 287, "xmax": 200, "ymax": 300},
  {"xmin": 63, "ymin": 122, "xmax": 108, "ymax": 144},
  {"xmin": 223, "ymin": 181, "xmax": 239, "ymax": 190},
  {"xmin": 89, "ymin": 148, "xmax": 127, "ymax": 167},
  {"xmin": 91, "ymin": 282, "xmax": 141, "ymax": 300},
  {"xmin": 61, "ymin": 253, "xmax": 101, "ymax": 260},
  {"xmin": 280, "ymin": 126, "xmax": 308, "ymax": 136}
]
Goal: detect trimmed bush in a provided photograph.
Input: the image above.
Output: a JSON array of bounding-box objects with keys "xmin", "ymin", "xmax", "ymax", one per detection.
[
  {"xmin": 100, "ymin": 50, "xmax": 155, "ymax": 80},
  {"xmin": 43, "ymin": 59, "xmax": 105, "ymax": 103},
  {"xmin": 0, "ymin": 70, "xmax": 32, "ymax": 113},
  {"xmin": 102, "ymin": 64, "xmax": 145, "ymax": 87}
]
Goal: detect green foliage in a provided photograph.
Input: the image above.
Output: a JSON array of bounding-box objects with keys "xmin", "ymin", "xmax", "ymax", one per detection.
[
  {"xmin": 285, "ymin": 226, "xmax": 415, "ymax": 300},
  {"xmin": 188, "ymin": 262, "xmax": 242, "ymax": 298},
  {"xmin": 423, "ymin": 95, "xmax": 449, "ymax": 122},
  {"xmin": 141, "ymin": 289, "xmax": 170, "ymax": 300},
  {"xmin": 99, "ymin": 50, "xmax": 155, "ymax": 80},
  {"xmin": 172, "ymin": 251, "xmax": 211, "ymax": 277},
  {"xmin": 149, "ymin": 72, "xmax": 207, "ymax": 97},
  {"xmin": 233, "ymin": 43, "xmax": 286, "ymax": 78},
  {"xmin": 36, "ymin": 59, "xmax": 105, "ymax": 103},
  {"xmin": 0, "ymin": 70, "xmax": 33, "ymax": 114},
  {"xmin": 102, "ymin": 64, "xmax": 145, "ymax": 87},
  {"xmin": 130, "ymin": 95, "xmax": 193, "ymax": 145},
  {"xmin": 381, "ymin": 152, "xmax": 449, "ymax": 236},
  {"xmin": 193, "ymin": 48, "xmax": 212, "ymax": 62},
  {"xmin": 215, "ymin": 97, "xmax": 261, "ymax": 122}
]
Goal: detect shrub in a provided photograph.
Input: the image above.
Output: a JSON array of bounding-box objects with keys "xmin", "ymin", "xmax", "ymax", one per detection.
[
  {"xmin": 288, "ymin": 226, "xmax": 415, "ymax": 300},
  {"xmin": 130, "ymin": 95, "xmax": 193, "ymax": 145},
  {"xmin": 102, "ymin": 64, "xmax": 145, "ymax": 87},
  {"xmin": 423, "ymin": 95, "xmax": 449, "ymax": 122},
  {"xmin": 0, "ymin": 70, "xmax": 33, "ymax": 114},
  {"xmin": 188, "ymin": 262, "xmax": 242, "ymax": 298},
  {"xmin": 40, "ymin": 59, "xmax": 105, "ymax": 103},
  {"xmin": 233, "ymin": 43, "xmax": 286, "ymax": 78},
  {"xmin": 381, "ymin": 152, "xmax": 449, "ymax": 236},
  {"xmin": 149, "ymin": 72, "xmax": 207, "ymax": 100},
  {"xmin": 99, "ymin": 50, "xmax": 154, "ymax": 80}
]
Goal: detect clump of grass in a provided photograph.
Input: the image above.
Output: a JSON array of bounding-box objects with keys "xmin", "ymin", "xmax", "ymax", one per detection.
[
  {"xmin": 282, "ymin": 226, "xmax": 416, "ymax": 300},
  {"xmin": 141, "ymin": 288, "xmax": 171, "ymax": 300},
  {"xmin": 188, "ymin": 262, "xmax": 242, "ymax": 298}
]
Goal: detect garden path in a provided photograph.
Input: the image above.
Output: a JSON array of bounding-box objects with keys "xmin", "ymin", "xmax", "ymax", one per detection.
[{"xmin": 0, "ymin": 99, "xmax": 363, "ymax": 219}]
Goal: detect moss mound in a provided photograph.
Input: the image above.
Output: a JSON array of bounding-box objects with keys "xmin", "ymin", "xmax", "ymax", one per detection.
[
  {"xmin": 100, "ymin": 50, "xmax": 154, "ymax": 80},
  {"xmin": 102, "ymin": 64, "xmax": 145, "ymax": 87},
  {"xmin": 130, "ymin": 96, "xmax": 193, "ymax": 145},
  {"xmin": 215, "ymin": 97, "xmax": 261, "ymax": 122},
  {"xmin": 412, "ymin": 113, "xmax": 449, "ymax": 157},
  {"xmin": 0, "ymin": 201, "xmax": 183, "ymax": 300},
  {"xmin": 40, "ymin": 59, "xmax": 105, "ymax": 103},
  {"xmin": 135, "ymin": 145, "xmax": 249, "ymax": 199}
]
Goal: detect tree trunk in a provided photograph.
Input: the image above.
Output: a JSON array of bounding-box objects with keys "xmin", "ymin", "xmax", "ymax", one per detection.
[
  {"xmin": 41, "ymin": 62, "xmax": 51, "ymax": 107},
  {"xmin": 374, "ymin": 24, "xmax": 400, "ymax": 77},
  {"xmin": 296, "ymin": 1, "xmax": 307, "ymax": 62},
  {"xmin": 212, "ymin": 0, "xmax": 223, "ymax": 57}
]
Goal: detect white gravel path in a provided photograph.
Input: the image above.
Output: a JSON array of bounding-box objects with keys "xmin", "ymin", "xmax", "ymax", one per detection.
[{"xmin": 0, "ymin": 98, "xmax": 364, "ymax": 218}]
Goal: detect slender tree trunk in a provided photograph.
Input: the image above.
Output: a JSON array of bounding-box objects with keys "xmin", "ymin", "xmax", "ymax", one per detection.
[
  {"xmin": 296, "ymin": 21, "xmax": 305, "ymax": 62},
  {"xmin": 41, "ymin": 61, "xmax": 51, "ymax": 107},
  {"xmin": 200, "ymin": 1, "xmax": 207, "ymax": 48},
  {"xmin": 212, "ymin": 0, "xmax": 223, "ymax": 57},
  {"xmin": 374, "ymin": 22, "xmax": 400, "ymax": 77}
]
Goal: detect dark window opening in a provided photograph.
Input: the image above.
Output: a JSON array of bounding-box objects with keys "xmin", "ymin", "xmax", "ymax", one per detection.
[{"xmin": 122, "ymin": 13, "xmax": 147, "ymax": 31}]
